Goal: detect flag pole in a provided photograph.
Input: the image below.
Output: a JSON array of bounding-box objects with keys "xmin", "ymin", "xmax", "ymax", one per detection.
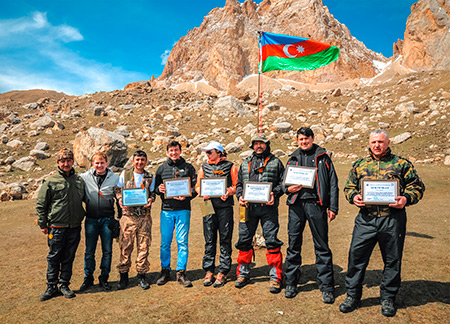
[{"xmin": 257, "ymin": 31, "xmax": 263, "ymax": 136}]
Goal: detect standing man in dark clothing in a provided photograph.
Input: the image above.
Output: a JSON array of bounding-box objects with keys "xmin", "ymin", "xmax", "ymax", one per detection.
[
  {"xmin": 37, "ymin": 148, "xmax": 85, "ymax": 301},
  {"xmin": 235, "ymin": 134, "xmax": 285, "ymax": 294},
  {"xmin": 283, "ymin": 127, "xmax": 339, "ymax": 303},
  {"xmin": 339, "ymin": 129, "xmax": 425, "ymax": 317},
  {"xmin": 154, "ymin": 141, "xmax": 197, "ymax": 288},
  {"xmin": 79, "ymin": 152, "xmax": 119, "ymax": 291}
]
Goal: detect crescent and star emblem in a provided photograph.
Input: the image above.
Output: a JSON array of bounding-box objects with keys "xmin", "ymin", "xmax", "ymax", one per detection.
[{"xmin": 283, "ymin": 44, "xmax": 305, "ymax": 58}]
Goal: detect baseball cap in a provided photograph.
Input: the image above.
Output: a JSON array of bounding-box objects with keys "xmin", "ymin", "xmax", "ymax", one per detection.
[
  {"xmin": 249, "ymin": 133, "xmax": 270, "ymax": 148},
  {"xmin": 202, "ymin": 141, "xmax": 224, "ymax": 153}
]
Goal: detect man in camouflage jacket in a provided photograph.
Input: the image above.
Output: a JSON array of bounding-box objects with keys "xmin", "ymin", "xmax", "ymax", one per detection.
[{"xmin": 339, "ymin": 130, "xmax": 425, "ymax": 317}]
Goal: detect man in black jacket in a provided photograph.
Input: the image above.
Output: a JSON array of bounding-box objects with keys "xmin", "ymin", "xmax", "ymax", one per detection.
[
  {"xmin": 154, "ymin": 141, "xmax": 197, "ymax": 287},
  {"xmin": 283, "ymin": 127, "xmax": 339, "ymax": 303}
]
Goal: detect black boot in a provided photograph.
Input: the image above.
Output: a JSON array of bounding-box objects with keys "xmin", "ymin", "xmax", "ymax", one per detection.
[
  {"xmin": 156, "ymin": 268, "xmax": 170, "ymax": 286},
  {"xmin": 79, "ymin": 275, "xmax": 94, "ymax": 291},
  {"xmin": 137, "ymin": 273, "xmax": 150, "ymax": 290},
  {"xmin": 117, "ymin": 272, "xmax": 129, "ymax": 290},
  {"xmin": 40, "ymin": 284, "xmax": 58, "ymax": 301}
]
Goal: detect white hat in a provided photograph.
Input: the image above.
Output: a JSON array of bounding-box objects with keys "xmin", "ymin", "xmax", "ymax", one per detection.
[{"xmin": 201, "ymin": 141, "xmax": 224, "ymax": 153}]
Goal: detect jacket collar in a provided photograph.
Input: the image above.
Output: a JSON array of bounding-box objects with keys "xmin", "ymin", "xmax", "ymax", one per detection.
[{"xmin": 167, "ymin": 156, "xmax": 185, "ymax": 166}]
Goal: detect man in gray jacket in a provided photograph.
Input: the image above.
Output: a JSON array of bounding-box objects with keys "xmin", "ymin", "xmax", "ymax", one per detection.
[{"xmin": 79, "ymin": 152, "xmax": 119, "ymax": 291}]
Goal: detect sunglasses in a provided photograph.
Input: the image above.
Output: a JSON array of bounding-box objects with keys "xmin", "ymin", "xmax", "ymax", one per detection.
[{"xmin": 205, "ymin": 151, "xmax": 213, "ymax": 155}]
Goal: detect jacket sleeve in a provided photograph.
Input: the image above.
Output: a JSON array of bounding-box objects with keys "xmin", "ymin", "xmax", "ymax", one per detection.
[
  {"xmin": 189, "ymin": 164, "xmax": 198, "ymax": 199},
  {"xmin": 154, "ymin": 166, "xmax": 164, "ymax": 197},
  {"xmin": 195, "ymin": 166, "xmax": 204, "ymax": 196},
  {"xmin": 327, "ymin": 157, "xmax": 339, "ymax": 214},
  {"xmin": 343, "ymin": 160, "xmax": 361, "ymax": 204},
  {"xmin": 281, "ymin": 158, "xmax": 292, "ymax": 194},
  {"xmin": 401, "ymin": 161, "xmax": 425, "ymax": 206},
  {"xmin": 229, "ymin": 165, "xmax": 239, "ymax": 195},
  {"xmin": 235, "ymin": 164, "xmax": 244, "ymax": 199},
  {"xmin": 272, "ymin": 159, "xmax": 285, "ymax": 199},
  {"xmin": 36, "ymin": 180, "xmax": 51, "ymax": 229}
]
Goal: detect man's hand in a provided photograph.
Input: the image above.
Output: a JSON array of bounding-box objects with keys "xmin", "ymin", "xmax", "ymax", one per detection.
[
  {"xmin": 41, "ymin": 228, "xmax": 48, "ymax": 235},
  {"xmin": 144, "ymin": 198, "xmax": 153, "ymax": 208},
  {"xmin": 174, "ymin": 196, "xmax": 186, "ymax": 201},
  {"xmin": 266, "ymin": 192, "xmax": 275, "ymax": 206},
  {"xmin": 287, "ymin": 184, "xmax": 303, "ymax": 193},
  {"xmin": 221, "ymin": 188, "xmax": 233, "ymax": 201},
  {"xmin": 239, "ymin": 196, "xmax": 248, "ymax": 207},
  {"xmin": 328, "ymin": 210, "xmax": 336, "ymax": 223},
  {"xmin": 389, "ymin": 196, "xmax": 407, "ymax": 209},
  {"xmin": 353, "ymin": 194, "xmax": 366, "ymax": 207},
  {"xmin": 158, "ymin": 183, "xmax": 166, "ymax": 194}
]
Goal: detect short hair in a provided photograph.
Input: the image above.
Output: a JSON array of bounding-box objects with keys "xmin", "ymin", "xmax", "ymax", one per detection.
[
  {"xmin": 296, "ymin": 127, "xmax": 314, "ymax": 138},
  {"xmin": 167, "ymin": 141, "xmax": 182, "ymax": 151},
  {"xmin": 370, "ymin": 129, "xmax": 389, "ymax": 140},
  {"xmin": 91, "ymin": 152, "xmax": 108, "ymax": 162},
  {"xmin": 133, "ymin": 150, "xmax": 147, "ymax": 159}
]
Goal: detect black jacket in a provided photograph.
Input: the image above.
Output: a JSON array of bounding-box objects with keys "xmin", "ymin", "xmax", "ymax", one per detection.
[
  {"xmin": 282, "ymin": 144, "xmax": 339, "ymax": 214},
  {"xmin": 155, "ymin": 157, "xmax": 197, "ymax": 211}
]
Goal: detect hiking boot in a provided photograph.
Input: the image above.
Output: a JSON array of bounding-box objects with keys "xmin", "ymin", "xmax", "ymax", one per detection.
[
  {"xmin": 79, "ymin": 276, "xmax": 94, "ymax": 291},
  {"xmin": 137, "ymin": 273, "xmax": 150, "ymax": 290},
  {"xmin": 203, "ymin": 271, "xmax": 214, "ymax": 287},
  {"xmin": 156, "ymin": 268, "xmax": 170, "ymax": 286},
  {"xmin": 322, "ymin": 291, "xmax": 335, "ymax": 304},
  {"xmin": 269, "ymin": 280, "xmax": 281, "ymax": 294},
  {"xmin": 213, "ymin": 273, "xmax": 227, "ymax": 288},
  {"xmin": 285, "ymin": 285, "xmax": 297, "ymax": 299},
  {"xmin": 117, "ymin": 272, "xmax": 129, "ymax": 290},
  {"xmin": 98, "ymin": 277, "xmax": 112, "ymax": 291},
  {"xmin": 381, "ymin": 299, "xmax": 396, "ymax": 317},
  {"xmin": 40, "ymin": 284, "xmax": 58, "ymax": 301},
  {"xmin": 339, "ymin": 295, "xmax": 361, "ymax": 313},
  {"xmin": 235, "ymin": 276, "xmax": 250, "ymax": 289},
  {"xmin": 59, "ymin": 284, "xmax": 76, "ymax": 299},
  {"xmin": 177, "ymin": 270, "xmax": 193, "ymax": 288}
]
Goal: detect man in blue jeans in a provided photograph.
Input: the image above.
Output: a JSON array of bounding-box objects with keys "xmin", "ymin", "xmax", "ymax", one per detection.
[
  {"xmin": 154, "ymin": 141, "xmax": 197, "ymax": 287},
  {"xmin": 79, "ymin": 152, "xmax": 119, "ymax": 291}
]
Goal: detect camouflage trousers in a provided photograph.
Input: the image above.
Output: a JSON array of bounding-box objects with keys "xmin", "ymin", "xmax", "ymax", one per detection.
[{"xmin": 117, "ymin": 214, "xmax": 152, "ymax": 274}]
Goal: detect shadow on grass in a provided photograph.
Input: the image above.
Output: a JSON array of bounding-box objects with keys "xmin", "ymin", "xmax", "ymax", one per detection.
[{"xmin": 406, "ymin": 231, "xmax": 434, "ymax": 239}]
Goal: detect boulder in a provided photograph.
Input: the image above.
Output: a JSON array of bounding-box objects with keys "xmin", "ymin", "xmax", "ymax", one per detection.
[
  {"xmin": 12, "ymin": 157, "xmax": 36, "ymax": 172},
  {"xmin": 30, "ymin": 149, "xmax": 51, "ymax": 160},
  {"xmin": 29, "ymin": 116, "xmax": 55, "ymax": 129},
  {"xmin": 8, "ymin": 182, "xmax": 27, "ymax": 200},
  {"xmin": 34, "ymin": 142, "xmax": 50, "ymax": 151},
  {"xmin": 6, "ymin": 139, "xmax": 24, "ymax": 149},
  {"xmin": 391, "ymin": 132, "xmax": 412, "ymax": 144},
  {"xmin": 213, "ymin": 96, "xmax": 251, "ymax": 117},
  {"xmin": 73, "ymin": 127, "xmax": 128, "ymax": 168},
  {"xmin": 225, "ymin": 142, "xmax": 241, "ymax": 153},
  {"xmin": 271, "ymin": 122, "xmax": 292, "ymax": 133}
]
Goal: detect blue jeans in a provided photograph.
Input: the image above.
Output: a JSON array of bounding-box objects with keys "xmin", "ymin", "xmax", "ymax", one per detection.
[
  {"xmin": 160, "ymin": 210, "xmax": 190, "ymax": 271},
  {"xmin": 84, "ymin": 217, "xmax": 113, "ymax": 280}
]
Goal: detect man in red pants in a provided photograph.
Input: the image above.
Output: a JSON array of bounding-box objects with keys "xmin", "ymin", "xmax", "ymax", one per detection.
[{"xmin": 235, "ymin": 134, "xmax": 285, "ymax": 293}]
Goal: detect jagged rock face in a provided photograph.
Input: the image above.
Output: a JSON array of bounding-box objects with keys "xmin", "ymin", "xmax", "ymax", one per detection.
[
  {"xmin": 157, "ymin": 0, "xmax": 386, "ymax": 92},
  {"xmin": 397, "ymin": 0, "xmax": 450, "ymax": 70}
]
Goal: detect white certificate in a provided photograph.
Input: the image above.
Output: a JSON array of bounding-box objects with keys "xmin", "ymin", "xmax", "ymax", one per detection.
[
  {"xmin": 200, "ymin": 177, "xmax": 227, "ymax": 197},
  {"xmin": 283, "ymin": 165, "xmax": 317, "ymax": 188},
  {"xmin": 122, "ymin": 188, "xmax": 148, "ymax": 207},
  {"xmin": 164, "ymin": 178, "xmax": 192, "ymax": 199},
  {"xmin": 361, "ymin": 180, "xmax": 399, "ymax": 205},
  {"xmin": 242, "ymin": 181, "xmax": 272, "ymax": 203}
]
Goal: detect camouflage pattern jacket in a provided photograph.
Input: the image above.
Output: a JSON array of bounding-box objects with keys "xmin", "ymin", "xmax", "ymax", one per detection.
[{"xmin": 344, "ymin": 148, "xmax": 425, "ymax": 217}]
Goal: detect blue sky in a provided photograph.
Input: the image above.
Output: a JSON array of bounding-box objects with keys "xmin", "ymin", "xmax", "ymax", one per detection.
[{"xmin": 0, "ymin": 0, "xmax": 416, "ymax": 95}]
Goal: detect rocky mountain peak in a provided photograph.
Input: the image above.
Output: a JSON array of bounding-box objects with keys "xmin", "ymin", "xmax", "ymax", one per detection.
[{"xmin": 156, "ymin": 0, "xmax": 386, "ymax": 92}]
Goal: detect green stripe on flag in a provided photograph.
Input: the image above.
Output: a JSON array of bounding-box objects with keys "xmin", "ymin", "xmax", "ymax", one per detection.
[{"xmin": 262, "ymin": 46, "xmax": 339, "ymax": 73}]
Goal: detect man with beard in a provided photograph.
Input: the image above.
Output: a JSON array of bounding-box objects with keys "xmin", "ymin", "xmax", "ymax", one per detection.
[{"xmin": 235, "ymin": 134, "xmax": 285, "ymax": 294}]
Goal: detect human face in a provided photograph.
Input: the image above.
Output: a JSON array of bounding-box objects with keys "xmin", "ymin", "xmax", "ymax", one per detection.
[
  {"xmin": 132, "ymin": 155, "xmax": 147, "ymax": 173},
  {"xmin": 370, "ymin": 132, "xmax": 390, "ymax": 160},
  {"xmin": 92, "ymin": 157, "xmax": 108, "ymax": 175},
  {"xmin": 57, "ymin": 158, "xmax": 74, "ymax": 174},
  {"xmin": 297, "ymin": 134, "xmax": 314, "ymax": 150},
  {"xmin": 167, "ymin": 145, "xmax": 181, "ymax": 161},
  {"xmin": 253, "ymin": 141, "xmax": 267, "ymax": 154},
  {"xmin": 206, "ymin": 149, "xmax": 220, "ymax": 162}
]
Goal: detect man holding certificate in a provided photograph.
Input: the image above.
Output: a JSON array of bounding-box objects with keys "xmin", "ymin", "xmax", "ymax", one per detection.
[
  {"xmin": 195, "ymin": 141, "xmax": 238, "ymax": 288},
  {"xmin": 340, "ymin": 130, "xmax": 425, "ymax": 317},
  {"xmin": 235, "ymin": 134, "xmax": 285, "ymax": 294},
  {"xmin": 154, "ymin": 141, "xmax": 197, "ymax": 288},
  {"xmin": 115, "ymin": 150, "xmax": 155, "ymax": 290},
  {"xmin": 282, "ymin": 127, "xmax": 339, "ymax": 303}
]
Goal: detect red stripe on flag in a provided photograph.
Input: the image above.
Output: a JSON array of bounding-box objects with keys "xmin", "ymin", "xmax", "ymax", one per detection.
[{"xmin": 262, "ymin": 40, "xmax": 331, "ymax": 61}]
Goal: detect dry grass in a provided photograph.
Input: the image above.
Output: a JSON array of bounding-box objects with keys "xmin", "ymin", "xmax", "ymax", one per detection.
[{"xmin": 0, "ymin": 163, "xmax": 449, "ymax": 324}]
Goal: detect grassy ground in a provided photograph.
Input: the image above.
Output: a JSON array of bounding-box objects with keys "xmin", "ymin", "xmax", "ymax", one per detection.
[{"xmin": 0, "ymin": 163, "xmax": 449, "ymax": 324}]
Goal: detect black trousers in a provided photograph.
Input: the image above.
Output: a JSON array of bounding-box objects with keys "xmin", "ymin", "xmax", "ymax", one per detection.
[
  {"xmin": 202, "ymin": 206, "xmax": 234, "ymax": 275},
  {"xmin": 345, "ymin": 210, "xmax": 406, "ymax": 300},
  {"xmin": 46, "ymin": 226, "xmax": 81, "ymax": 286},
  {"xmin": 235, "ymin": 205, "xmax": 283, "ymax": 251},
  {"xmin": 284, "ymin": 201, "xmax": 334, "ymax": 291}
]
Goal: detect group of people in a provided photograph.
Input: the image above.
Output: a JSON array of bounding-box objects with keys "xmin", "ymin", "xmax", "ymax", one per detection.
[{"xmin": 36, "ymin": 127, "xmax": 424, "ymax": 317}]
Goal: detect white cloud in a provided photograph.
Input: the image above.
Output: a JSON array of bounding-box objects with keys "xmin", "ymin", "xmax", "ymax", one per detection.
[
  {"xmin": 160, "ymin": 49, "xmax": 171, "ymax": 65},
  {"xmin": 0, "ymin": 12, "xmax": 147, "ymax": 95}
]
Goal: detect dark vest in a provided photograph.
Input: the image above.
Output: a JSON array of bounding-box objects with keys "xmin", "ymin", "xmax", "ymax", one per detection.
[{"xmin": 202, "ymin": 160, "xmax": 235, "ymax": 207}]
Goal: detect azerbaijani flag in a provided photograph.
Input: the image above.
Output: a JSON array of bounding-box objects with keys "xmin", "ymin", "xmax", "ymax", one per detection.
[{"xmin": 260, "ymin": 32, "xmax": 339, "ymax": 73}]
